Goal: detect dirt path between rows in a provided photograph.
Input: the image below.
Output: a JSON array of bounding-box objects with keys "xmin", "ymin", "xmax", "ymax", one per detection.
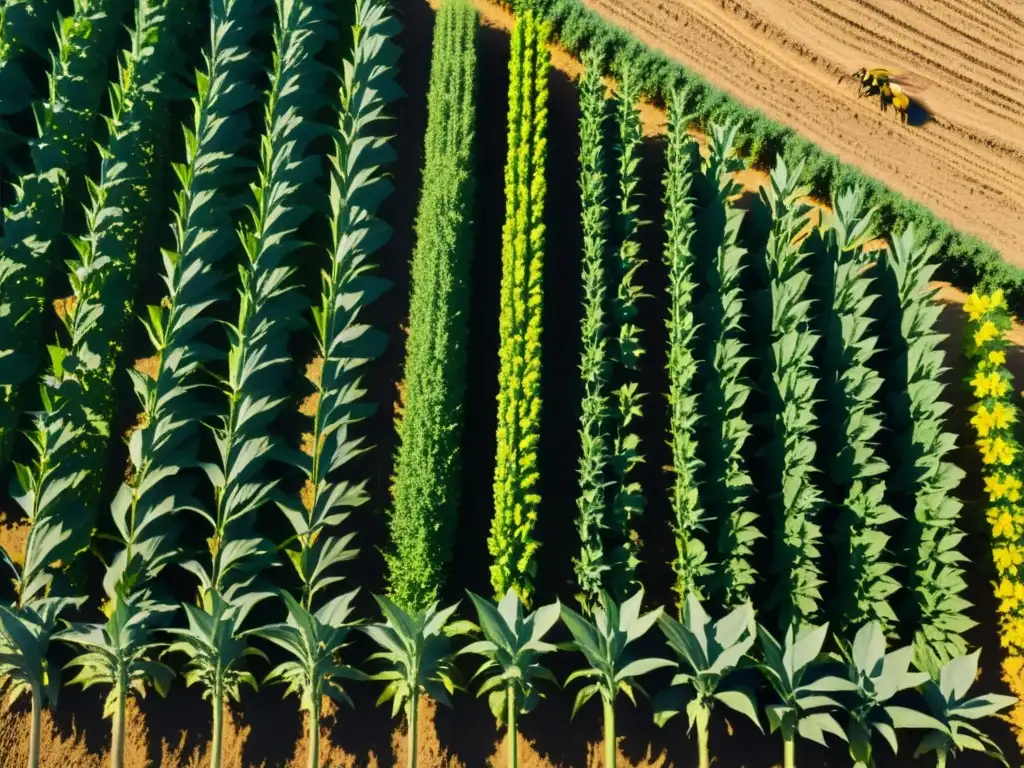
[{"xmin": 581, "ymin": 0, "xmax": 1024, "ymax": 265}]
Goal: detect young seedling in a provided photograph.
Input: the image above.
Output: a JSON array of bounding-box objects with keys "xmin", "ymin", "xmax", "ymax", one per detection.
[
  {"xmin": 458, "ymin": 589, "xmax": 560, "ymax": 768},
  {"xmin": 561, "ymin": 589, "xmax": 674, "ymax": 767},
  {"xmin": 757, "ymin": 621, "xmax": 854, "ymax": 768},
  {"xmin": 912, "ymin": 650, "xmax": 1015, "ymax": 767},
  {"xmin": 653, "ymin": 595, "xmax": 761, "ymax": 768},
  {"xmin": 361, "ymin": 596, "xmax": 469, "ymax": 768}
]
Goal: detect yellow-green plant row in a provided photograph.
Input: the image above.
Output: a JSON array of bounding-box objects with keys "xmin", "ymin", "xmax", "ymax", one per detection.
[
  {"xmin": 963, "ymin": 288, "xmax": 1024, "ymax": 750},
  {"xmin": 0, "ymin": 0, "xmax": 134, "ymax": 470},
  {"xmin": 489, "ymin": 10, "xmax": 549, "ymax": 606},
  {"xmin": 386, "ymin": 0, "xmax": 478, "ymax": 614}
]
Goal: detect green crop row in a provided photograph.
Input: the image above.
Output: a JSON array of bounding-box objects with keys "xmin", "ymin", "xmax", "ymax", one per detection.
[
  {"xmin": 500, "ymin": 0, "xmax": 1024, "ymax": 319},
  {"xmin": 386, "ymin": 0, "xmax": 478, "ymax": 615},
  {"xmin": 0, "ymin": 0, "xmax": 134, "ymax": 470},
  {"xmin": 489, "ymin": 9, "xmax": 550, "ymax": 607}
]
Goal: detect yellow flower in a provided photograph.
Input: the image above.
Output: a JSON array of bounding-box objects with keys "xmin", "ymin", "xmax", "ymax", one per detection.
[
  {"xmin": 992, "ymin": 510, "xmax": 1016, "ymax": 539},
  {"xmin": 1006, "ymin": 476, "xmax": 1024, "ymax": 502},
  {"xmin": 992, "ymin": 402, "xmax": 1017, "ymax": 430},
  {"xmin": 986, "ymin": 474, "xmax": 1008, "ymax": 502},
  {"xmin": 981, "ymin": 437, "xmax": 1017, "ymax": 466},
  {"xmin": 990, "ymin": 350, "xmax": 1007, "ymax": 366},
  {"xmin": 995, "ymin": 546, "xmax": 1024, "ymax": 574},
  {"xmin": 996, "ymin": 578, "xmax": 1024, "ymax": 613},
  {"xmin": 965, "ymin": 291, "xmax": 991, "ymax": 322},
  {"xmin": 975, "ymin": 320, "xmax": 1001, "ymax": 347},
  {"xmin": 992, "ymin": 289, "xmax": 1006, "ymax": 310},
  {"xmin": 972, "ymin": 371, "xmax": 1008, "ymax": 399},
  {"xmin": 972, "ymin": 405, "xmax": 996, "ymax": 437}
]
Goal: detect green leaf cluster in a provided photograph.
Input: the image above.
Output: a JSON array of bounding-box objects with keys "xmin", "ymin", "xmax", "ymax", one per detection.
[
  {"xmin": 573, "ymin": 47, "xmax": 612, "ymax": 609},
  {"xmin": 490, "ymin": 10, "xmax": 549, "ymax": 606},
  {"xmin": 757, "ymin": 157, "xmax": 825, "ymax": 630},
  {"xmin": 0, "ymin": 0, "xmax": 133, "ymax": 469},
  {"xmin": 662, "ymin": 90, "xmax": 708, "ymax": 610},
  {"xmin": 811, "ymin": 188, "xmax": 901, "ymax": 636},
  {"xmin": 877, "ymin": 226, "xmax": 973, "ymax": 668},
  {"xmin": 605, "ymin": 64, "xmax": 647, "ymax": 599},
  {"xmin": 387, "ymin": 0, "xmax": 477, "ymax": 614},
  {"xmin": 694, "ymin": 121, "xmax": 758, "ymax": 607}
]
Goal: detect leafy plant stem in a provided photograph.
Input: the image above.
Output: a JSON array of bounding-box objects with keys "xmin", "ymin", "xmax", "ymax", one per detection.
[
  {"xmin": 211, "ymin": 695, "xmax": 224, "ymax": 768},
  {"xmin": 28, "ymin": 683, "xmax": 41, "ymax": 768},
  {"xmin": 407, "ymin": 694, "xmax": 419, "ymax": 768},
  {"xmin": 508, "ymin": 687, "xmax": 518, "ymax": 768},
  {"xmin": 110, "ymin": 683, "xmax": 126, "ymax": 768},
  {"xmin": 603, "ymin": 698, "xmax": 616, "ymax": 768},
  {"xmin": 307, "ymin": 696, "xmax": 321, "ymax": 768},
  {"xmin": 697, "ymin": 715, "xmax": 710, "ymax": 768},
  {"xmin": 936, "ymin": 752, "xmax": 946, "ymax": 768},
  {"xmin": 784, "ymin": 735, "xmax": 795, "ymax": 768}
]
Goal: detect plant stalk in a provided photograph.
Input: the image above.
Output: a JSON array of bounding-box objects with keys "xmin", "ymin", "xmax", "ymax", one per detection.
[
  {"xmin": 603, "ymin": 697, "xmax": 616, "ymax": 768},
  {"xmin": 211, "ymin": 695, "xmax": 224, "ymax": 768},
  {"xmin": 109, "ymin": 687, "xmax": 126, "ymax": 768},
  {"xmin": 697, "ymin": 714, "xmax": 710, "ymax": 768},
  {"xmin": 307, "ymin": 696, "xmax": 321, "ymax": 768},
  {"xmin": 407, "ymin": 693, "xmax": 419, "ymax": 768},
  {"xmin": 783, "ymin": 735, "xmax": 796, "ymax": 768},
  {"xmin": 28, "ymin": 684, "xmax": 42, "ymax": 768},
  {"xmin": 507, "ymin": 687, "xmax": 518, "ymax": 768},
  {"xmin": 936, "ymin": 751, "xmax": 947, "ymax": 768}
]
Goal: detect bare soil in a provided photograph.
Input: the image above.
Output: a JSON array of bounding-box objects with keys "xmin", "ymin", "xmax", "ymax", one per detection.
[{"xmin": 582, "ymin": 0, "xmax": 1024, "ymax": 264}]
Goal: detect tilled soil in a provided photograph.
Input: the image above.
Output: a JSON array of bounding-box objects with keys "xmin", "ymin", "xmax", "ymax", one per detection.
[{"xmin": 582, "ymin": 0, "xmax": 1024, "ymax": 263}]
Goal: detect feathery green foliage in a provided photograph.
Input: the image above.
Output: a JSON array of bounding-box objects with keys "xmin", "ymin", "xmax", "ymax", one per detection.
[
  {"xmin": 811, "ymin": 188, "xmax": 901, "ymax": 636},
  {"xmin": 605, "ymin": 65, "xmax": 646, "ymax": 599},
  {"xmin": 573, "ymin": 47, "xmax": 612, "ymax": 611},
  {"xmin": 876, "ymin": 225, "xmax": 972, "ymax": 669},
  {"xmin": 0, "ymin": 0, "xmax": 133, "ymax": 470},
  {"xmin": 386, "ymin": 0, "xmax": 476, "ymax": 614},
  {"xmin": 278, "ymin": 0, "xmax": 400, "ymax": 612},
  {"xmin": 758, "ymin": 158, "xmax": 825, "ymax": 631},
  {"xmin": 662, "ymin": 91, "xmax": 707, "ymax": 610},
  {"xmin": 694, "ymin": 122, "xmax": 758, "ymax": 607},
  {"xmin": 490, "ymin": 10, "xmax": 549, "ymax": 606}
]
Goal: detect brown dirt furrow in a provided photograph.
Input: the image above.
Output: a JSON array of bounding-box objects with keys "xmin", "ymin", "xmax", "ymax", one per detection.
[{"xmin": 582, "ymin": 0, "xmax": 1024, "ymax": 264}]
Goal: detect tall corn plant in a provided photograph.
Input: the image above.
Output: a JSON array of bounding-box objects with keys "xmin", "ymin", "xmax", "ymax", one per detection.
[
  {"xmin": 758, "ymin": 157, "xmax": 825, "ymax": 631},
  {"xmin": 663, "ymin": 91, "xmax": 708, "ymax": 610},
  {"xmin": 876, "ymin": 225, "xmax": 972, "ymax": 669},
  {"xmin": 168, "ymin": 1, "xmax": 330, "ymax": 764},
  {"xmin": 604, "ymin": 64, "xmax": 646, "ymax": 599},
  {"xmin": 268, "ymin": 1, "xmax": 402, "ymax": 764},
  {"xmin": 490, "ymin": 11, "xmax": 549, "ymax": 606},
  {"xmin": 812, "ymin": 188, "xmax": 901, "ymax": 636},
  {"xmin": 57, "ymin": 3, "xmax": 262, "ymax": 766},
  {"xmin": 386, "ymin": 0, "xmax": 475, "ymax": 614},
  {"xmin": 694, "ymin": 121, "xmax": 758, "ymax": 607},
  {"xmin": 573, "ymin": 47, "xmax": 612, "ymax": 611},
  {"xmin": 0, "ymin": 0, "xmax": 133, "ymax": 471}
]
